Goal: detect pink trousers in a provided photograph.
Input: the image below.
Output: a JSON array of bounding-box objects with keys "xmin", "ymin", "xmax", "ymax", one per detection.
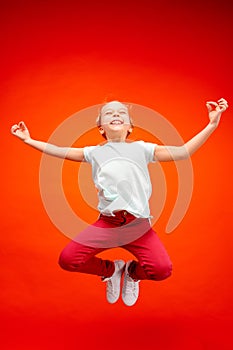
[{"xmin": 59, "ymin": 211, "xmax": 172, "ymax": 281}]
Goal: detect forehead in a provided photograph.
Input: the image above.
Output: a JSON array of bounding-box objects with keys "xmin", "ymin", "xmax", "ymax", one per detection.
[{"xmin": 101, "ymin": 101, "xmax": 128, "ymax": 114}]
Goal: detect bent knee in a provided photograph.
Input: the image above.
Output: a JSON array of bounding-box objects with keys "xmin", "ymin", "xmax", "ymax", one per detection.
[
  {"xmin": 157, "ymin": 262, "xmax": 173, "ymax": 280},
  {"xmin": 58, "ymin": 250, "xmax": 72, "ymax": 271},
  {"xmin": 58, "ymin": 249, "xmax": 82, "ymax": 272},
  {"xmin": 149, "ymin": 261, "xmax": 173, "ymax": 281}
]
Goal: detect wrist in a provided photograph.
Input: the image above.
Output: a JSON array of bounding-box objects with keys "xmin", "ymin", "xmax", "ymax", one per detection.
[
  {"xmin": 208, "ymin": 121, "xmax": 218, "ymax": 131},
  {"xmin": 24, "ymin": 137, "xmax": 32, "ymax": 144}
]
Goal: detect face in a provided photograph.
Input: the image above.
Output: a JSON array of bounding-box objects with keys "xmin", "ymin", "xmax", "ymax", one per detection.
[
  {"xmin": 101, "ymin": 101, "xmax": 131, "ymax": 125},
  {"xmin": 99, "ymin": 101, "xmax": 132, "ymax": 140}
]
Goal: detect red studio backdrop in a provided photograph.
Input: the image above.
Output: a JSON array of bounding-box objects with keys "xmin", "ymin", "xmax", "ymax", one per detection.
[{"xmin": 1, "ymin": 1, "xmax": 233, "ymax": 349}]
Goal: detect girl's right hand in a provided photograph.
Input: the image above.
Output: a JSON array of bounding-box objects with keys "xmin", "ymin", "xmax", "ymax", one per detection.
[{"xmin": 11, "ymin": 121, "xmax": 31, "ymax": 141}]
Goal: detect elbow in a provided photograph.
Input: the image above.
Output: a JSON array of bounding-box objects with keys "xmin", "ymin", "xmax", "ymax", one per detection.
[{"xmin": 177, "ymin": 145, "xmax": 191, "ymax": 160}]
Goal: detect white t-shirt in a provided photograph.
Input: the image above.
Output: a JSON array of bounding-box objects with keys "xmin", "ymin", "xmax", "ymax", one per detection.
[{"xmin": 83, "ymin": 141, "xmax": 157, "ymax": 218}]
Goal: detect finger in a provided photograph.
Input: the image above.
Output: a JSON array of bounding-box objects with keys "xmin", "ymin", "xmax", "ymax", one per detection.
[
  {"xmin": 218, "ymin": 100, "xmax": 228, "ymax": 106},
  {"xmin": 11, "ymin": 125, "xmax": 19, "ymax": 133},
  {"xmin": 206, "ymin": 101, "xmax": 218, "ymax": 112},
  {"xmin": 206, "ymin": 103, "xmax": 213, "ymax": 112},
  {"xmin": 19, "ymin": 121, "xmax": 27, "ymax": 130},
  {"xmin": 206, "ymin": 101, "xmax": 218, "ymax": 107},
  {"xmin": 219, "ymin": 104, "xmax": 228, "ymax": 110},
  {"xmin": 218, "ymin": 99, "xmax": 229, "ymax": 109},
  {"xmin": 218, "ymin": 102, "xmax": 228, "ymax": 110},
  {"xmin": 218, "ymin": 98, "xmax": 228, "ymax": 103},
  {"xmin": 219, "ymin": 105, "xmax": 227, "ymax": 112}
]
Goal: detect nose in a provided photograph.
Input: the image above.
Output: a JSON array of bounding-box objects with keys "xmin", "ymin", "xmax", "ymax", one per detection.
[{"xmin": 113, "ymin": 112, "xmax": 120, "ymax": 117}]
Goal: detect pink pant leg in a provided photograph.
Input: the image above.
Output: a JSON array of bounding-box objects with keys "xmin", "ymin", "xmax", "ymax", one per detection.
[
  {"xmin": 58, "ymin": 240, "xmax": 115, "ymax": 277},
  {"xmin": 123, "ymin": 227, "xmax": 172, "ymax": 281},
  {"xmin": 58, "ymin": 215, "xmax": 122, "ymax": 277},
  {"xmin": 58, "ymin": 212, "xmax": 172, "ymax": 281},
  {"xmin": 58, "ymin": 211, "xmax": 140, "ymax": 277}
]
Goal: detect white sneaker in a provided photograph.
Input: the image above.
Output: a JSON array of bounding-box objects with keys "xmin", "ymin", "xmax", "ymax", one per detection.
[
  {"xmin": 102, "ymin": 260, "xmax": 125, "ymax": 304},
  {"xmin": 122, "ymin": 261, "xmax": 140, "ymax": 306}
]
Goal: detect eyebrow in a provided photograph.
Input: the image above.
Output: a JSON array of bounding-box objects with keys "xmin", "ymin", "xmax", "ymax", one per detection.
[{"xmin": 103, "ymin": 107, "xmax": 128, "ymax": 113}]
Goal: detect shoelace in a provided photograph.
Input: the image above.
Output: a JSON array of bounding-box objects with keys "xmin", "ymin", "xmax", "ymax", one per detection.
[
  {"xmin": 124, "ymin": 275, "xmax": 138, "ymax": 294},
  {"xmin": 107, "ymin": 279, "xmax": 116, "ymax": 293}
]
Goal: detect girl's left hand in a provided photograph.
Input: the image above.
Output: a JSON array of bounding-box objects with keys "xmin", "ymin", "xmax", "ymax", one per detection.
[{"xmin": 206, "ymin": 98, "xmax": 228, "ymax": 127}]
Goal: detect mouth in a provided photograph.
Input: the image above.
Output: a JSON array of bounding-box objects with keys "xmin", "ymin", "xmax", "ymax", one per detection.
[{"xmin": 110, "ymin": 119, "xmax": 124, "ymax": 125}]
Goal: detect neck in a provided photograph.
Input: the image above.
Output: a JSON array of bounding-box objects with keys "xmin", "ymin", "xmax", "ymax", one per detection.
[
  {"xmin": 106, "ymin": 137, "xmax": 126, "ymax": 142},
  {"xmin": 106, "ymin": 132, "xmax": 127, "ymax": 142}
]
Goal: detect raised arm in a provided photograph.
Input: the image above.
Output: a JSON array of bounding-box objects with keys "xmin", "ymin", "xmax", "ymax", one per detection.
[
  {"xmin": 11, "ymin": 121, "xmax": 84, "ymax": 162},
  {"xmin": 154, "ymin": 98, "xmax": 229, "ymax": 162}
]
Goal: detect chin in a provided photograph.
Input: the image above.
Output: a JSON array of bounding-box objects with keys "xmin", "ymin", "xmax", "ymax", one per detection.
[{"xmin": 112, "ymin": 127, "xmax": 127, "ymax": 133}]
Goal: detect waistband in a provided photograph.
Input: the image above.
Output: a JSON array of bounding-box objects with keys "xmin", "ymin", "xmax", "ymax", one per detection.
[{"xmin": 99, "ymin": 210, "xmax": 146, "ymax": 226}]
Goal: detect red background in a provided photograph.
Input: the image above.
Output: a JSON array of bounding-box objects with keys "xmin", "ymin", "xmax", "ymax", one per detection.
[{"xmin": 1, "ymin": 0, "xmax": 233, "ymax": 349}]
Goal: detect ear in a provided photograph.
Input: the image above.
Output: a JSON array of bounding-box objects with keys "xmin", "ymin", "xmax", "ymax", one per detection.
[{"xmin": 98, "ymin": 127, "xmax": 105, "ymax": 135}]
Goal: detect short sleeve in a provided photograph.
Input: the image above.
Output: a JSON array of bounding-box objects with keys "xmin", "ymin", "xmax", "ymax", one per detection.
[
  {"xmin": 136, "ymin": 141, "xmax": 157, "ymax": 163},
  {"xmin": 83, "ymin": 146, "xmax": 97, "ymax": 163}
]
